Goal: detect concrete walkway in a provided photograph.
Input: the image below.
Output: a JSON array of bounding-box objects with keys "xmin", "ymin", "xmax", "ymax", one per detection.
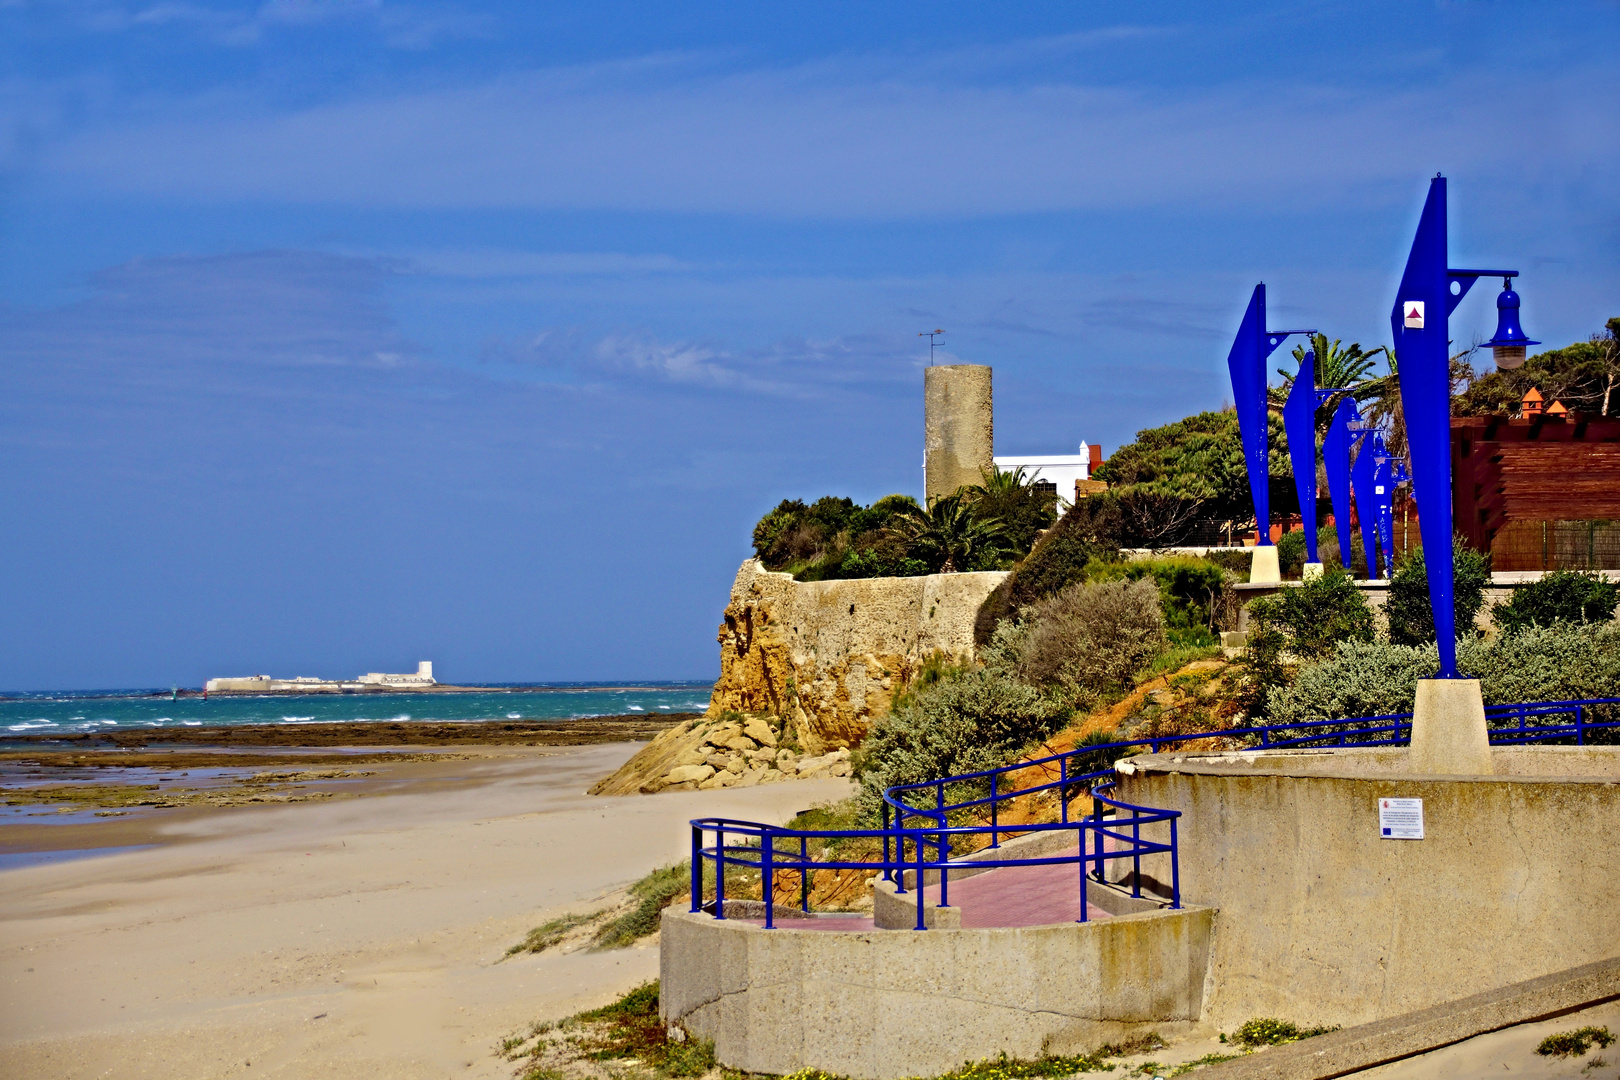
[{"xmin": 738, "ymin": 845, "xmax": 1113, "ymax": 930}]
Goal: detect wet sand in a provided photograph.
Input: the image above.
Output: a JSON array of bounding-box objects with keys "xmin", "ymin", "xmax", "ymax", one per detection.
[{"xmin": 0, "ymin": 740, "xmax": 852, "ymax": 1079}]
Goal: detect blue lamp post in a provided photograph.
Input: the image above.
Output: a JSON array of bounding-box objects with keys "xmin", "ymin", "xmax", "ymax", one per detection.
[
  {"xmin": 1226, "ymin": 284, "xmax": 1313, "ymax": 583},
  {"xmin": 1351, "ymin": 426, "xmax": 1382, "ymax": 579},
  {"xmin": 1389, "ymin": 174, "xmax": 1522, "ymax": 680},
  {"xmin": 1323, "ymin": 399, "xmax": 1360, "ymax": 574},
  {"xmin": 1282, "ymin": 350, "xmax": 1322, "ymax": 574}
]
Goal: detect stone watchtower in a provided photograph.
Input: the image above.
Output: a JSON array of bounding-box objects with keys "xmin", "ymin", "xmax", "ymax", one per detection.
[{"xmin": 923, "ymin": 365, "xmax": 993, "ymax": 503}]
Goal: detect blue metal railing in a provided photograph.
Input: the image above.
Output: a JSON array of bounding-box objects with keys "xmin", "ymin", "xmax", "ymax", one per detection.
[{"xmin": 689, "ymin": 696, "xmax": 1619, "ymax": 930}]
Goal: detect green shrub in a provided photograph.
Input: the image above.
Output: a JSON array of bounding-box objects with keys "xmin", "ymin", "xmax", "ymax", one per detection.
[
  {"xmin": 1011, "ymin": 579, "xmax": 1167, "ymax": 703},
  {"xmin": 1493, "ymin": 570, "xmax": 1620, "ymax": 634},
  {"xmin": 1248, "ymin": 569, "xmax": 1375, "ymax": 661},
  {"xmin": 1085, "ymin": 555, "xmax": 1229, "ymax": 646},
  {"xmin": 1535, "ymin": 1026, "xmax": 1616, "ymax": 1058},
  {"xmin": 1385, "ymin": 538, "xmax": 1491, "ymax": 645},
  {"xmin": 590, "ymin": 862, "xmax": 695, "ymax": 950},
  {"xmin": 1276, "ymin": 529, "xmax": 1308, "ymax": 578},
  {"xmin": 853, "ymin": 666, "xmax": 1066, "ymax": 820},
  {"xmin": 1264, "ymin": 623, "xmax": 1620, "ymax": 735},
  {"xmin": 1229, "ymin": 1018, "xmax": 1337, "ymax": 1047}
]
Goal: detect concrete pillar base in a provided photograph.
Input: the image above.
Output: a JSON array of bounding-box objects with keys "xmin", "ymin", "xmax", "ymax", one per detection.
[
  {"xmin": 1301, "ymin": 561, "xmax": 1324, "ymax": 581},
  {"xmin": 1409, "ymin": 679, "xmax": 1493, "ymax": 776},
  {"xmin": 1250, "ymin": 545, "xmax": 1281, "ymax": 585}
]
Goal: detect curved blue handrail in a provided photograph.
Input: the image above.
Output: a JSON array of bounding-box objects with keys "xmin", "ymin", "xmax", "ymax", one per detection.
[{"xmin": 688, "ymin": 696, "xmax": 1619, "ymax": 929}]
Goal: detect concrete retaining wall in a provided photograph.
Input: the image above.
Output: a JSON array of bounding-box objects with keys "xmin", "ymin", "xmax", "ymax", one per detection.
[
  {"xmin": 1108, "ymin": 746, "xmax": 1620, "ymax": 1031},
  {"xmin": 660, "ymin": 901, "xmax": 1214, "ymax": 1079}
]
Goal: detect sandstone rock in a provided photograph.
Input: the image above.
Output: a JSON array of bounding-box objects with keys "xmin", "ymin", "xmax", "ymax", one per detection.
[
  {"xmin": 743, "ymin": 715, "xmax": 778, "ymax": 748},
  {"xmin": 725, "ymin": 755, "xmax": 745, "ymax": 774},
  {"xmin": 665, "ymin": 780, "xmax": 698, "ymax": 792},
  {"xmin": 829, "ymin": 761, "xmax": 852, "ymax": 778},
  {"xmin": 588, "ymin": 719, "xmax": 712, "ymax": 796},
  {"xmin": 699, "ymin": 770, "xmax": 739, "ymax": 791},
  {"xmin": 746, "ymin": 747, "xmax": 775, "ymax": 763},
  {"xmin": 667, "ymin": 764, "xmax": 716, "ymax": 785},
  {"xmin": 795, "ymin": 755, "xmax": 829, "ymax": 777},
  {"xmin": 776, "ymin": 749, "xmax": 798, "ymax": 768},
  {"xmin": 674, "ymin": 747, "xmax": 708, "ymax": 767},
  {"xmin": 826, "ymin": 748, "xmax": 851, "ymax": 761},
  {"xmin": 720, "ymin": 735, "xmax": 758, "ymax": 753},
  {"xmin": 736, "ymin": 765, "xmax": 768, "ymax": 789}
]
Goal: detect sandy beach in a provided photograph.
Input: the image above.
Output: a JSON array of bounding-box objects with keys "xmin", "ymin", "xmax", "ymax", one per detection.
[{"xmin": 0, "ymin": 740, "xmax": 852, "ymax": 1079}]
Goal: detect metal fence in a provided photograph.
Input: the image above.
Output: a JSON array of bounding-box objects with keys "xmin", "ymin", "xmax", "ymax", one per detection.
[
  {"xmin": 1490, "ymin": 520, "xmax": 1620, "ymax": 571},
  {"xmin": 689, "ymin": 697, "xmax": 1620, "ymax": 929}
]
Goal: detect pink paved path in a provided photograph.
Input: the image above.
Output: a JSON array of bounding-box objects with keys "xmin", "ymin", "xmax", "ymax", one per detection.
[{"xmin": 738, "ymin": 846, "xmax": 1111, "ymax": 930}]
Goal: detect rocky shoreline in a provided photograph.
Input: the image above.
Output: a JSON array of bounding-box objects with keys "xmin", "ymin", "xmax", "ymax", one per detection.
[
  {"xmin": 590, "ymin": 712, "xmax": 852, "ymax": 795},
  {"xmin": 4, "ymin": 713, "xmax": 697, "ymax": 749}
]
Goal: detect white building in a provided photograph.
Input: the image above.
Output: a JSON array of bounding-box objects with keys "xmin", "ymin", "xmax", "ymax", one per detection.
[
  {"xmin": 206, "ymin": 661, "xmax": 436, "ymax": 693},
  {"xmin": 358, "ymin": 661, "xmax": 435, "ymax": 687},
  {"xmin": 993, "ymin": 442, "xmax": 1103, "ymax": 509}
]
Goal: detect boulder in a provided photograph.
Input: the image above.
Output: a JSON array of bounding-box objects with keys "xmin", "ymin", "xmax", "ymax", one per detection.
[
  {"xmin": 720, "ymin": 735, "xmax": 758, "ymax": 753},
  {"xmin": 667, "ymin": 764, "xmax": 716, "ymax": 785},
  {"xmin": 743, "ymin": 715, "xmax": 778, "ymax": 749},
  {"xmin": 725, "ymin": 755, "xmax": 746, "ymax": 774}
]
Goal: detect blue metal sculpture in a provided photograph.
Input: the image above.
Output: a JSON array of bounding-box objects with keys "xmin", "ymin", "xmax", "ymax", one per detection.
[
  {"xmin": 1369, "ymin": 433, "xmax": 1409, "ymax": 581},
  {"xmin": 1351, "ymin": 429, "xmax": 1381, "ymax": 578},
  {"xmin": 1388, "ymin": 175, "xmax": 1519, "ymax": 678},
  {"xmin": 1225, "ymin": 285, "xmax": 1314, "ymax": 546},
  {"xmin": 1322, "ymin": 399, "xmax": 1359, "ymax": 572},
  {"xmin": 1282, "ymin": 350, "xmax": 1320, "ymax": 563}
]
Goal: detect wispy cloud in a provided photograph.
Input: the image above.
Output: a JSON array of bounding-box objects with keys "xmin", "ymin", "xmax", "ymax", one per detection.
[
  {"xmin": 28, "ymin": 40, "xmax": 1617, "ymax": 218},
  {"xmin": 68, "ymin": 0, "xmax": 489, "ymax": 48}
]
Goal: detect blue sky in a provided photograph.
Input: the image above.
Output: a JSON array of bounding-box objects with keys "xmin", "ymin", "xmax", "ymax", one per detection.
[{"xmin": 3, "ymin": 1, "xmax": 1617, "ymax": 689}]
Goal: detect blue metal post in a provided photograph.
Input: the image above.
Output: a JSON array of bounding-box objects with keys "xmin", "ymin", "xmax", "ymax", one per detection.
[
  {"xmin": 1351, "ymin": 426, "xmax": 1382, "ymax": 578},
  {"xmin": 1170, "ymin": 818, "xmax": 1181, "ymax": 909},
  {"xmin": 881, "ymin": 802, "xmax": 892, "ymax": 884},
  {"xmin": 1131, "ymin": 815, "xmax": 1142, "ymax": 899},
  {"xmin": 1323, "ymin": 400, "xmax": 1360, "ymax": 572},
  {"xmin": 915, "ymin": 828, "xmax": 926, "ymax": 930},
  {"xmin": 1282, "ymin": 350, "xmax": 1321, "ymax": 562},
  {"xmin": 936, "ymin": 783, "xmax": 949, "ymax": 909},
  {"xmin": 715, "ymin": 824, "xmax": 726, "ymax": 920},
  {"xmin": 800, "ymin": 835, "xmax": 810, "ymax": 912},
  {"xmin": 690, "ymin": 825, "xmax": 703, "ymax": 913},
  {"xmin": 989, "ymin": 771, "xmax": 999, "ymax": 848},
  {"xmin": 1389, "ymin": 176, "xmax": 1520, "ymax": 678},
  {"xmin": 762, "ymin": 827, "xmax": 774, "ymax": 929}
]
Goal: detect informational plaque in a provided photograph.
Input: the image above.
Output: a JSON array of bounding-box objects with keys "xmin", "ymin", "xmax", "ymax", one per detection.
[{"xmin": 1378, "ymin": 797, "xmax": 1424, "ymax": 839}]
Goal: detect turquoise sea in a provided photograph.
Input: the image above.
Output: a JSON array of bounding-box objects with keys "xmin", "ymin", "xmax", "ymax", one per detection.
[{"xmin": 0, "ymin": 683, "xmax": 714, "ymax": 740}]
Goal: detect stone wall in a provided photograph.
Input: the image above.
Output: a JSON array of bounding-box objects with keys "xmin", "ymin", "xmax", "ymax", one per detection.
[{"xmin": 709, "ymin": 559, "xmax": 1008, "ymax": 754}]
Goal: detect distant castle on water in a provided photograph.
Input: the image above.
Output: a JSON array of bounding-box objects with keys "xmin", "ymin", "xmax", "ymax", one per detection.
[{"xmin": 205, "ymin": 661, "xmax": 439, "ymax": 694}]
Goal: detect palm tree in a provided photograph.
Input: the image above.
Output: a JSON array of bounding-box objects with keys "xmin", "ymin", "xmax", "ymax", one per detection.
[
  {"xmin": 891, "ymin": 494, "xmax": 1009, "ymax": 573},
  {"xmin": 972, "ymin": 463, "xmax": 1039, "ymax": 496},
  {"xmin": 1270, "ymin": 334, "xmax": 1387, "ymax": 417}
]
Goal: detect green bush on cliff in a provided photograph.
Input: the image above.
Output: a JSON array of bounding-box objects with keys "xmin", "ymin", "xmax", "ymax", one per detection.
[{"xmin": 1007, "ymin": 579, "xmax": 1167, "ymax": 703}]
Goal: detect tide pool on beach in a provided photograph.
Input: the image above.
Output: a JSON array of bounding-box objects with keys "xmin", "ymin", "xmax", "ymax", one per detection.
[{"xmin": 0, "ymin": 682, "xmax": 713, "ymax": 739}]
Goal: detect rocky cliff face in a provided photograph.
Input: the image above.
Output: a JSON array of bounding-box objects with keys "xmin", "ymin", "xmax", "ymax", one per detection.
[
  {"xmin": 591, "ymin": 560, "xmax": 1007, "ymax": 796},
  {"xmin": 710, "ymin": 559, "xmax": 1008, "ymax": 754}
]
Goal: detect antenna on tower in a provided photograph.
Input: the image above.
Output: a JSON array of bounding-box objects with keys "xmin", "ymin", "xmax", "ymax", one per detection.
[{"xmin": 919, "ymin": 328, "xmax": 944, "ymax": 366}]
